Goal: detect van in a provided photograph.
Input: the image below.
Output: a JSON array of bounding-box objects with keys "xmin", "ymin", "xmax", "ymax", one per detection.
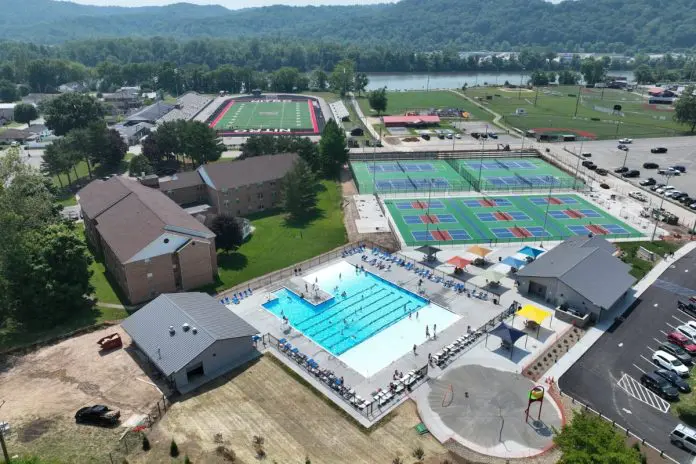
[{"xmin": 670, "ymin": 424, "xmax": 696, "ymax": 452}]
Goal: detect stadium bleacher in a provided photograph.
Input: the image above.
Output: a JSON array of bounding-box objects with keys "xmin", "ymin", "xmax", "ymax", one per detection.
[
  {"xmin": 329, "ymin": 100, "xmax": 350, "ymax": 121},
  {"xmin": 157, "ymin": 92, "xmax": 213, "ymax": 125}
]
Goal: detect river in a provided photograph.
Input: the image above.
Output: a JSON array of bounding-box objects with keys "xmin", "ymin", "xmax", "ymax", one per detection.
[{"xmin": 365, "ymin": 71, "xmax": 635, "ymax": 91}]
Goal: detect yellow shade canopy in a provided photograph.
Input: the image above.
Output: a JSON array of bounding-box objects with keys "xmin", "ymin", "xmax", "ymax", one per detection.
[{"xmin": 516, "ymin": 304, "xmax": 552, "ymax": 325}]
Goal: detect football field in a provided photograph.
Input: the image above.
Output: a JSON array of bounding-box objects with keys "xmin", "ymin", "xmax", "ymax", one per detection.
[{"xmin": 210, "ymin": 99, "xmax": 318, "ymax": 133}]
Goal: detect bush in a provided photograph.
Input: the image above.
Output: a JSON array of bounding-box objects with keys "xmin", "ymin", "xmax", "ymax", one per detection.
[
  {"xmin": 216, "ymin": 446, "xmax": 236, "ymax": 462},
  {"xmin": 392, "ymin": 458, "xmax": 403, "ymax": 464},
  {"xmin": 305, "ymin": 457, "xmax": 311, "ymax": 464},
  {"xmin": 412, "ymin": 447, "xmax": 425, "ymax": 460},
  {"xmin": 184, "ymin": 456, "xmax": 191, "ymax": 464},
  {"xmin": 678, "ymin": 403, "xmax": 696, "ymax": 426},
  {"xmin": 142, "ymin": 434, "xmax": 150, "ymax": 451},
  {"xmin": 170, "ymin": 439, "xmax": 180, "ymax": 457}
]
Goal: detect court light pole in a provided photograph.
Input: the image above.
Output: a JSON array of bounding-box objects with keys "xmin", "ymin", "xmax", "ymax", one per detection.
[
  {"xmin": 572, "ymin": 139, "xmax": 584, "ymax": 190},
  {"xmin": 425, "ymin": 178, "xmax": 434, "ymax": 240},
  {"xmin": 651, "ymin": 172, "xmax": 675, "ymax": 241},
  {"xmin": 540, "ymin": 175, "xmax": 555, "ymax": 244}
]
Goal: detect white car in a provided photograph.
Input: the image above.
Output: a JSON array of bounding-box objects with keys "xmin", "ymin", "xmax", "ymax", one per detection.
[
  {"xmin": 677, "ymin": 325, "xmax": 696, "ymax": 343},
  {"xmin": 656, "ymin": 186, "xmax": 675, "ymax": 194},
  {"xmin": 628, "ymin": 191, "xmax": 647, "ymax": 202},
  {"xmin": 454, "ymin": 133, "xmax": 462, "ymax": 139},
  {"xmin": 619, "ymin": 138, "xmax": 633, "ymax": 144},
  {"xmin": 686, "ymin": 320, "xmax": 696, "ymax": 332},
  {"xmin": 653, "ymin": 350, "xmax": 690, "ymax": 377}
]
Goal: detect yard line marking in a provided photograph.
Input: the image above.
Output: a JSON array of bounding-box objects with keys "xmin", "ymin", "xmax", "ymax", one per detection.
[
  {"xmin": 673, "ymin": 315, "xmax": 687, "ymax": 325},
  {"xmin": 617, "ymin": 373, "xmax": 670, "ymax": 413}
]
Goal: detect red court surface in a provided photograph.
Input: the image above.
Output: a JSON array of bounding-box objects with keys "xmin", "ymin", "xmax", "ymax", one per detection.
[
  {"xmin": 565, "ymin": 209, "xmax": 584, "ymax": 218},
  {"xmin": 587, "ymin": 224, "xmax": 608, "ymax": 235},
  {"xmin": 481, "ymin": 199, "xmax": 497, "ymax": 207},
  {"xmin": 548, "ymin": 197, "xmax": 563, "ymax": 205},
  {"xmin": 494, "ymin": 211, "xmax": 514, "ymax": 221},
  {"xmin": 412, "ymin": 201, "xmax": 428, "ymax": 209},
  {"xmin": 420, "ymin": 214, "xmax": 439, "ymax": 224},
  {"xmin": 431, "ymin": 230, "xmax": 452, "ymax": 241},
  {"xmin": 511, "ymin": 227, "xmax": 533, "ymax": 238}
]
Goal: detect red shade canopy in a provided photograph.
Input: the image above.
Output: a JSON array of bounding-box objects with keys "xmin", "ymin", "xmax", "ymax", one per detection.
[{"xmin": 447, "ymin": 256, "xmax": 472, "ymax": 268}]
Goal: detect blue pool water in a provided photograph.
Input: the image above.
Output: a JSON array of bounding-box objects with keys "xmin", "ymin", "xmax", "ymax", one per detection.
[{"xmin": 263, "ymin": 269, "xmax": 428, "ymax": 356}]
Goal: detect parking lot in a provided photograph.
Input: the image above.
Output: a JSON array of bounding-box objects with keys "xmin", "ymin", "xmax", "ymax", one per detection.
[{"xmin": 560, "ymin": 248, "xmax": 696, "ymax": 463}]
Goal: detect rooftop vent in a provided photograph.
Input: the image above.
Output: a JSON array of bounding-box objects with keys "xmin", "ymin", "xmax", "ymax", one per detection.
[
  {"xmin": 164, "ymin": 238, "xmax": 170, "ymax": 244},
  {"xmin": 169, "ymin": 325, "xmax": 175, "ymax": 335},
  {"xmin": 182, "ymin": 323, "xmax": 190, "ymax": 332},
  {"xmin": 192, "ymin": 327, "xmax": 198, "ymax": 334}
]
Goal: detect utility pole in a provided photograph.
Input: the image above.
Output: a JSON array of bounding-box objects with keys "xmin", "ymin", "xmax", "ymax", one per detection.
[
  {"xmin": 651, "ymin": 172, "xmax": 674, "ymax": 241},
  {"xmin": 574, "ymin": 85, "xmax": 581, "ymax": 117},
  {"xmin": 534, "ymin": 86, "xmax": 539, "ymax": 106},
  {"xmin": 621, "ymin": 147, "xmax": 629, "ymax": 169},
  {"xmin": 572, "ymin": 139, "xmax": 584, "ymax": 190}
]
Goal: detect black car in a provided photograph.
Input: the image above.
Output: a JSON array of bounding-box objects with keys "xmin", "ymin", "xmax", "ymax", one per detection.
[
  {"xmin": 75, "ymin": 405, "xmax": 120, "ymax": 426},
  {"xmin": 643, "ymin": 162, "xmax": 659, "ymax": 169},
  {"xmin": 582, "ymin": 160, "xmax": 595, "ymax": 168},
  {"xmin": 421, "ymin": 134, "xmax": 430, "ymax": 140},
  {"xmin": 640, "ymin": 372, "xmax": 679, "ymax": 400},
  {"xmin": 660, "ymin": 342, "xmax": 694, "ymax": 366},
  {"xmin": 640, "ymin": 178, "xmax": 656, "ymax": 186},
  {"xmin": 651, "ymin": 147, "xmax": 668, "ymax": 153},
  {"xmin": 674, "ymin": 193, "xmax": 689, "ymax": 201},
  {"xmin": 622, "ymin": 169, "xmax": 640, "ymax": 178},
  {"xmin": 614, "ymin": 166, "xmax": 629, "ymax": 173},
  {"xmin": 671, "ymin": 165, "xmax": 687, "ymax": 173},
  {"xmin": 678, "ymin": 300, "xmax": 696, "ymax": 318},
  {"xmin": 587, "ymin": 163, "xmax": 598, "ymax": 171},
  {"xmin": 596, "ymin": 168, "xmax": 608, "ymax": 176},
  {"xmin": 655, "ymin": 369, "xmax": 692, "ymax": 393},
  {"xmin": 617, "ymin": 144, "xmax": 629, "ymax": 151},
  {"xmin": 680, "ymin": 196, "xmax": 694, "ymax": 205}
]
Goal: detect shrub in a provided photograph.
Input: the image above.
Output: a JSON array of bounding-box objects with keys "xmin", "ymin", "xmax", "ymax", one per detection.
[
  {"xmin": 184, "ymin": 456, "xmax": 191, "ymax": 464},
  {"xmin": 305, "ymin": 457, "xmax": 311, "ymax": 464},
  {"xmin": 677, "ymin": 403, "xmax": 696, "ymax": 426},
  {"xmin": 170, "ymin": 439, "xmax": 180, "ymax": 457},
  {"xmin": 216, "ymin": 446, "xmax": 236, "ymax": 462},
  {"xmin": 392, "ymin": 458, "xmax": 403, "ymax": 464},
  {"xmin": 412, "ymin": 446, "xmax": 425, "ymax": 460},
  {"xmin": 142, "ymin": 434, "xmax": 150, "ymax": 451}
]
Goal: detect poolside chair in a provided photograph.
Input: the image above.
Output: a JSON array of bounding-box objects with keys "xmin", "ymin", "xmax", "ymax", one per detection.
[{"xmin": 278, "ymin": 338, "xmax": 287, "ymax": 345}]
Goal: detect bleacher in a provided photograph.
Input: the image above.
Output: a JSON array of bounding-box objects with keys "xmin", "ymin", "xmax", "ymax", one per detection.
[
  {"xmin": 329, "ymin": 100, "xmax": 350, "ymax": 121},
  {"xmin": 157, "ymin": 92, "xmax": 213, "ymax": 125}
]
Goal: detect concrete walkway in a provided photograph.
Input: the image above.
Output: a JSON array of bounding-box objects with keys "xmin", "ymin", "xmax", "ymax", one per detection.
[{"xmin": 349, "ymin": 93, "xmax": 380, "ymax": 140}]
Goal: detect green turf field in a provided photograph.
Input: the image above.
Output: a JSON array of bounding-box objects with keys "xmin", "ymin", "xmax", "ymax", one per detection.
[
  {"xmin": 212, "ymin": 100, "xmax": 315, "ymax": 131},
  {"xmin": 449, "ymin": 157, "xmax": 581, "ymax": 192},
  {"xmin": 466, "ymin": 85, "xmax": 687, "ymax": 139},
  {"xmin": 350, "ymin": 160, "xmax": 473, "ymax": 194},
  {"xmin": 384, "ymin": 194, "xmax": 642, "ymax": 246},
  {"xmin": 357, "ymin": 91, "xmax": 492, "ymax": 122}
]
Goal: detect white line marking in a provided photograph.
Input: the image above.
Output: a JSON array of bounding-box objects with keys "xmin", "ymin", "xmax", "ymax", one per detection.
[
  {"xmin": 617, "ymin": 374, "xmax": 670, "ymax": 413},
  {"xmin": 646, "ymin": 346, "xmax": 656, "ymax": 353},
  {"xmin": 665, "ymin": 322, "xmax": 677, "ymax": 329},
  {"xmin": 673, "ymin": 315, "xmax": 687, "ymax": 325},
  {"xmin": 641, "ymin": 354, "xmax": 655, "ymax": 365},
  {"xmin": 622, "ymin": 408, "xmax": 632, "ymax": 414},
  {"xmin": 633, "ymin": 363, "xmax": 647, "ymax": 374}
]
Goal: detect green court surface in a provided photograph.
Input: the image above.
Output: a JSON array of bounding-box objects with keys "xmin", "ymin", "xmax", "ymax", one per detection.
[
  {"xmin": 448, "ymin": 157, "xmax": 581, "ymax": 192},
  {"xmin": 350, "ymin": 160, "xmax": 472, "ymax": 194},
  {"xmin": 211, "ymin": 100, "xmax": 316, "ymax": 132},
  {"xmin": 384, "ymin": 194, "xmax": 642, "ymax": 246}
]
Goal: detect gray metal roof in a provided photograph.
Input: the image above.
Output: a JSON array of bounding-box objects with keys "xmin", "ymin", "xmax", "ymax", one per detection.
[
  {"xmin": 516, "ymin": 237, "xmax": 635, "ymax": 309},
  {"xmin": 198, "ymin": 153, "xmax": 298, "ymax": 190},
  {"xmin": 121, "ymin": 293, "xmax": 258, "ymax": 376}
]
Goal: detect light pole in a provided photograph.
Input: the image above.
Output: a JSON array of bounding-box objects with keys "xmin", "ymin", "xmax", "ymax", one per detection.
[
  {"xmin": 572, "ymin": 139, "xmax": 584, "ymax": 190},
  {"xmin": 518, "ymin": 68, "xmax": 525, "ymax": 99},
  {"xmin": 541, "ymin": 176, "xmax": 555, "ymax": 244},
  {"xmin": 651, "ymin": 172, "xmax": 675, "ymax": 241},
  {"xmin": 621, "ymin": 147, "xmax": 629, "ymax": 169}
]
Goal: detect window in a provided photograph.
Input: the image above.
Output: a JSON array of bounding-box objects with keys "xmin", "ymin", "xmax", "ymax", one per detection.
[
  {"xmin": 147, "ymin": 273, "xmax": 153, "ymax": 279},
  {"xmin": 236, "ymin": 198, "xmax": 240, "ymax": 203},
  {"xmin": 257, "ymin": 192, "xmax": 263, "ymax": 200},
  {"xmin": 687, "ymin": 436, "xmax": 696, "ymax": 446},
  {"xmin": 144, "ymin": 258, "xmax": 150, "ymax": 264},
  {"xmin": 224, "ymin": 200, "xmax": 230, "ymax": 206}
]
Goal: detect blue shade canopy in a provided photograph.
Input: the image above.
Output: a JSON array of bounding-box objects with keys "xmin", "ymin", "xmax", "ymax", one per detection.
[
  {"xmin": 489, "ymin": 322, "xmax": 527, "ymax": 345},
  {"xmin": 518, "ymin": 246, "xmax": 545, "ymax": 258},
  {"xmin": 502, "ymin": 256, "xmax": 527, "ymax": 268}
]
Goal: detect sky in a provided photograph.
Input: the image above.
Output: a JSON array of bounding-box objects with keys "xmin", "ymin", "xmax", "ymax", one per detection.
[{"xmin": 67, "ymin": 0, "xmax": 398, "ymax": 8}]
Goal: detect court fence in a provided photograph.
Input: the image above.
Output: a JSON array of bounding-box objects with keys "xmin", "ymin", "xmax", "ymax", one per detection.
[{"xmin": 401, "ymin": 231, "xmax": 641, "ymax": 249}]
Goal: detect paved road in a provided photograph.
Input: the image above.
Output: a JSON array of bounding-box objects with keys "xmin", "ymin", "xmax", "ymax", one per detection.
[{"xmin": 560, "ymin": 248, "xmax": 696, "ymax": 463}]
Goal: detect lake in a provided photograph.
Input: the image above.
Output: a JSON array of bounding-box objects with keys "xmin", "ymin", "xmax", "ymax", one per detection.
[{"xmin": 365, "ymin": 71, "xmax": 635, "ymax": 91}]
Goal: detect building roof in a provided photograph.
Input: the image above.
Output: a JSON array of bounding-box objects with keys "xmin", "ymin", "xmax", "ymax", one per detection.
[
  {"xmin": 516, "ymin": 236, "xmax": 634, "ymax": 309},
  {"xmin": 159, "ymin": 170, "xmax": 204, "ymax": 191},
  {"xmin": 77, "ymin": 177, "xmax": 214, "ymax": 263},
  {"xmin": 382, "ymin": 115, "xmax": 441, "ymax": 124},
  {"xmin": 121, "ymin": 293, "xmax": 258, "ymax": 376},
  {"xmin": 126, "ymin": 101, "xmax": 175, "ymax": 124},
  {"xmin": 0, "ymin": 128, "xmax": 32, "ymax": 141},
  {"xmin": 198, "ymin": 153, "xmax": 298, "ymax": 190},
  {"xmin": 0, "ymin": 103, "xmax": 17, "ymax": 110}
]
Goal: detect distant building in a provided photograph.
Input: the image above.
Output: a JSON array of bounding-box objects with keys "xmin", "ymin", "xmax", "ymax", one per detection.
[
  {"xmin": 382, "ymin": 115, "xmax": 441, "ymax": 127},
  {"xmin": 125, "ymin": 101, "xmax": 175, "ymax": 125},
  {"xmin": 0, "ymin": 103, "xmax": 16, "ymax": 121},
  {"xmin": 0, "ymin": 128, "xmax": 33, "ymax": 143},
  {"xmin": 58, "ymin": 81, "xmax": 88, "ymax": 93},
  {"xmin": 78, "ymin": 176, "xmax": 218, "ymax": 304},
  {"xmin": 121, "ymin": 292, "xmax": 259, "ymax": 393},
  {"xmin": 114, "ymin": 122, "xmax": 154, "ymax": 145},
  {"xmin": 103, "ymin": 87, "xmax": 142, "ymax": 114}
]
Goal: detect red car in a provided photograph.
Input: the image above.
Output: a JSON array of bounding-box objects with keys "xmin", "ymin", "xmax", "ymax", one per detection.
[{"xmin": 667, "ymin": 332, "xmax": 696, "ymax": 355}]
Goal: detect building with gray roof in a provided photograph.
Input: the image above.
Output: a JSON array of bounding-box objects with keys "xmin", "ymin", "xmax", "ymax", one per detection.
[
  {"xmin": 121, "ymin": 292, "xmax": 259, "ymax": 393},
  {"xmin": 515, "ymin": 235, "xmax": 635, "ymax": 319}
]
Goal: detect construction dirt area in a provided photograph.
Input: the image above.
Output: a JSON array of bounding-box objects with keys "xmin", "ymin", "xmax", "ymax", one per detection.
[
  {"xmin": 129, "ymin": 355, "xmax": 453, "ymax": 464},
  {"xmin": 0, "ymin": 326, "xmax": 166, "ymax": 463}
]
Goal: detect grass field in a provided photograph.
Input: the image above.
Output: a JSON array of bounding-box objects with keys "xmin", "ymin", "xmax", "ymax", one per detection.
[
  {"xmin": 385, "ymin": 194, "xmax": 642, "ymax": 246},
  {"xmin": 616, "ymin": 240, "xmax": 681, "ymax": 279},
  {"xmin": 357, "ymin": 91, "xmax": 492, "ymax": 121},
  {"xmin": 207, "ymin": 180, "xmax": 347, "ymax": 292},
  {"xmin": 211, "ymin": 99, "xmax": 317, "ymax": 132},
  {"xmin": 466, "ymin": 85, "xmax": 688, "ymax": 139}
]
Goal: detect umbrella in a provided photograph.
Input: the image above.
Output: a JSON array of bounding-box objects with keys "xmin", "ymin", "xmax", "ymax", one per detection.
[
  {"xmin": 482, "ymin": 269, "xmax": 504, "ymax": 283},
  {"xmin": 467, "ymin": 245, "xmax": 492, "ymax": 258},
  {"xmin": 447, "ymin": 256, "xmax": 472, "ymax": 268},
  {"xmin": 518, "ymin": 245, "xmax": 545, "ymax": 258},
  {"xmin": 502, "ymin": 256, "xmax": 527, "ymax": 268}
]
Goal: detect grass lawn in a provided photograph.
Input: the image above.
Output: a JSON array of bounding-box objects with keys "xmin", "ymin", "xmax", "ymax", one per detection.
[
  {"xmin": 466, "ymin": 85, "xmax": 689, "ymax": 139},
  {"xmin": 617, "ymin": 241, "xmax": 681, "ymax": 279},
  {"xmin": 357, "ymin": 91, "xmax": 492, "ymax": 122},
  {"xmin": 208, "ymin": 180, "xmax": 347, "ymax": 293}
]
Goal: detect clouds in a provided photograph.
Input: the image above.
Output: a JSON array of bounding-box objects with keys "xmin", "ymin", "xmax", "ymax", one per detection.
[{"xmin": 68, "ymin": 0, "xmax": 398, "ymax": 8}]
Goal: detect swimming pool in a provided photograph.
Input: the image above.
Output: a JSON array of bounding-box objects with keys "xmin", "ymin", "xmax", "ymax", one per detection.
[{"xmin": 263, "ymin": 262, "xmax": 429, "ymax": 356}]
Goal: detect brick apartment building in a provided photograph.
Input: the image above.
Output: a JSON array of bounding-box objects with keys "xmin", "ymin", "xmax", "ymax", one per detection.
[
  {"xmin": 78, "ymin": 177, "xmax": 218, "ymax": 304},
  {"xmin": 159, "ymin": 153, "xmax": 298, "ymax": 216}
]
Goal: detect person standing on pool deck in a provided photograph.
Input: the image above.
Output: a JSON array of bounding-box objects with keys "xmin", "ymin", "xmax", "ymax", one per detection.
[
  {"xmin": 426, "ymin": 326, "xmax": 430, "ymax": 338},
  {"xmin": 413, "ymin": 344, "xmax": 417, "ymax": 355},
  {"xmin": 433, "ymin": 324, "xmax": 437, "ymax": 339}
]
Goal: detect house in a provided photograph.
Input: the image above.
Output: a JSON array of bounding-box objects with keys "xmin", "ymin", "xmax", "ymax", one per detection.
[
  {"xmin": 121, "ymin": 292, "xmax": 259, "ymax": 393},
  {"xmin": 381, "ymin": 115, "xmax": 441, "ymax": 127},
  {"xmin": 515, "ymin": 235, "xmax": 635, "ymax": 320},
  {"xmin": 0, "ymin": 128, "xmax": 33, "ymax": 143},
  {"xmin": 0, "ymin": 103, "xmax": 16, "ymax": 121},
  {"xmin": 103, "ymin": 88, "xmax": 142, "ymax": 114},
  {"xmin": 160, "ymin": 154, "xmax": 298, "ymax": 217},
  {"xmin": 114, "ymin": 122, "xmax": 154, "ymax": 145},
  {"xmin": 77, "ymin": 177, "xmax": 218, "ymax": 304},
  {"xmin": 58, "ymin": 81, "xmax": 88, "ymax": 93}
]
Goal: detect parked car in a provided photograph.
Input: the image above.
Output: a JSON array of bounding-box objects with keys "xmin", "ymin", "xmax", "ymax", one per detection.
[
  {"xmin": 582, "ymin": 152, "xmax": 592, "ymax": 158},
  {"xmin": 640, "ymin": 372, "xmax": 679, "ymax": 401},
  {"xmin": 487, "ymin": 132, "xmax": 498, "ymax": 139},
  {"xmin": 652, "ymin": 350, "xmax": 689, "ymax": 377},
  {"xmin": 668, "ymin": 331, "xmax": 696, "ymax": 355},
  {"xmin": 582, "ymin": 160, "xmax": 594, "ymax": 168},
  {"xmin": 640, "ymin": 178, "xmax": 657, "ymax": 186},
  {"xmin": 617, "ymin": 144, "xmax": 629, "ymax": 151},
  {"xmin": 673, "ymin": 193, "xmax": 689, "ymax": 201},
  {"xmin": 454, "ymin": 133, "xmax": 462, "ymax": 139},
  {"xmin": 691, "ymin": 202, "xmax": 696, "ymax": 210},
  {"xmin": 614, "ymin": 166, "xmax": 629, "ymax": 173},
  {"xmin": 670, "ymin": 165, "xmax": 686, "ymax": 173},
  {"xmin": 75, "ymin": 405, "xmax": 121, "ymax": 426},
  {"xmin": 622, "ymin": 169, "xmax": 640, "ymax": 178},
  {"xmin": 599, "ymin": 183, "xmax": 611, "ymax": 189},
  {"xmin": 421, "ymin": 134, "xmax": 431, "ymax": 140},
  {"xmin": 679, "ymin": 301, "xmax": 696, "ymax": 318},
  {"xmin": 596, "ymin": 168, "xmax": 608, "ymax": 176},
  {"xmin": 676, "ymin": 325, "xmax": 696, "ymax": 344},
  {"xmin": 656, "ymin": 186, "xmax": 675, "ymax": 194},
  {"xmin": 643, "ymin": 162, "xmax": 659, "ymax": 169},
  {"xmin": 680, "ymin": 196, "xmax": 694, "ymax": 205},
  {"xmin": 660, "ymin": 342, "xmax": 694, "ymax": 366},
  {"xmin": 629, "ymin": 191, "xmax": 647, "ymax": 202},
  {"xmin": 651, "ymin": 183, "xmax": 666, "ymax": 191},
  {"xmin": 652, "ymin": 147, "xmax": 669, "ymax": 153},
  {"xmin": 587, "ymin": 163, "xmax": 598, "ymax": 171},
  {"xmin": 659, "ymin": 168, "xmax": 681, "ymax": 176},
  {"xmin": 667, "ymin": 191, "xmax": 683, "ymax": 199},
  {"xmin": 619, "ymin": 138, "xmax": 633, "ymax": 144},
  {"xmin": 670, "ymin": 424, "xmax": 696, "ymax": 452},
  {"xmin": 655, "ymin": 369, "xmax": 692, "ymax": 393}
]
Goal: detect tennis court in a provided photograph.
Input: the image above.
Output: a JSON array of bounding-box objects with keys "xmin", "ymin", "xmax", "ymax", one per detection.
[
  {"xmin": 350, "ymin": 160, "xmax": 472, "ymax": 194},
  {"xmin": 385, "ymin": 194, "xmax": 642, "ymax": 246},
  {"xmin": 448, "ymin": 157, "xmax": 580, "ymax": 192},
  {"xmin": 209, "ymin": 99, "xmax": 318, "ymax": 133}
]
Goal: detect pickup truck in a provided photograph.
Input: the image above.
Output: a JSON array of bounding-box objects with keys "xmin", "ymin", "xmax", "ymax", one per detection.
[{"xmin": 678, "ymin": 301, "xmax": 696, "ymax": 318}]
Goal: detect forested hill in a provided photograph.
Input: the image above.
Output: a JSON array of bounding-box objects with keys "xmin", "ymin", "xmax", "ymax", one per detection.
[{"xmin": 3, "ymin": 0, "xmax": 696, "ymax": 51}]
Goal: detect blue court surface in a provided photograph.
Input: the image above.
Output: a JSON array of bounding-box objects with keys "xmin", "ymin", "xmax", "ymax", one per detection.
[
  {"xmin": 395, "ymin": 200, "xmax": 446, "ymax": 210},
  {"xmin": 461, "ymin": 198, "xmax": 513, "ymax": 207},
  {"xmin": 476, "ymin": 211, "xmax": 532, "ymax": 222},
  {"xmin": 464, "ymin": 160, "xmax": 538, "ymax": 170},
  {"xmin": 367, "ymin": 162, "xmax": 436, "ymax": 173},
  {"xmin": 487, "ymin": 176, "xmax": 561, "ymax": 187},
  {"xmin": 528, "ymin": 196, "xmax": 579, "ymax": 206},
  {"xmin": 412, "ymin": 229, "xmax": 471, "ymax": 241}
]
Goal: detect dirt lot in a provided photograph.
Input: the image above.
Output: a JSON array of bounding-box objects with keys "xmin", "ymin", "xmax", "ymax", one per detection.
[
  {"xmin": 131, "ymin": 355, "xmax": 450, "ymax": 464},
  {"xmin": 0, "ymin": 326, "xmax": 165, "ymax": 462}
]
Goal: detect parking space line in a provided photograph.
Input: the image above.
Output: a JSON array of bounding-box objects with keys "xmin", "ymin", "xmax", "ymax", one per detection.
[
  {"xmin": 677, "ymin": 309, "xmax": 696, "ymax": 321},
  {"xmin": 672, "ymin": 315, "xmax": 687, "ymax": 325},
  {"xmin": 640, "ymin": 354, "xmax": 655, "ymax": 366},
  {"xmin": 660, "ymin": 330, "xmax": 669, "ymax": 336},
  {"xmin": 653, "ymin": 337, "xmax": 663, "ymax": 345},
  {"xmin": 633, "ymin": 363, "xmax": 647, "ymax": 374},
  {"xmin": 665, "ymin": 322, "xmax": 677, "ymax": 330},
  {"xmin": 617, "ymin": 373, "xmax": 670, "ymax": 413},
  {"xmin": 646, "ymin": 346, "xmax": 656, "ymax": 353}
]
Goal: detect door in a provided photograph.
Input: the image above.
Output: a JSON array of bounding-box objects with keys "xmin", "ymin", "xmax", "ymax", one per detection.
[{"xmin": 529, "ymin": 281, "xmax": 547, "ymax": 298}]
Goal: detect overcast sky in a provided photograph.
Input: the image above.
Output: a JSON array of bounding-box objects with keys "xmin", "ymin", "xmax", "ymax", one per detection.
[{"xmin": 68, "ymin": 0, "xmax": 398, "ymax": 8}]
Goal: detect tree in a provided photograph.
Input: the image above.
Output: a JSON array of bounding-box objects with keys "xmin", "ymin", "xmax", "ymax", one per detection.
[
  {"xmin": 271, "ymin": 67, "xmax": 301, "ymax": 93},
  {"xmin": 281, "ymin": 159, "xmax": 320, "ymax": 221},
  {"xmin": 530, "ymin": 71, "xmax": 550, "ymax": 86},
  {"xmin": 329, "ymin": 59, "xmax": 355, "ymax": 96},
  {"xmin": 13, "ymin": 103, "xmax": 38, "ymax": 125},
  {"xmin": 318, "ymin": 119, "xmax": 348, "ymax": 177},
  {"xmin": 170, "ymin": 439, "xmax": 179, "ymax": 458},
  {"xmin": 312, "ymin": 69, "xmax": 328, "ymax": 90},
  {"xmin": 0, "ymin": 79, "xmax": 19, "ymax": 103},
  {"xmin": 554, "ymin": 412, "xmax": 641, "ymax": 464},
  {"xmin": 368, "ymin": 87, "xmax": 388, "ymax": 115},
  {"xmin": 580, "ymin": 58, "xmax": 607, "ymax": 86},
  {"xmin": 633, "ymin": 64, "xmax": 655, "ymax": 84},
  {"xmin": 354, "ymin": 72, "xmax": 369, "ymax": 96},
  {"xmin": 181, "ymin": 121, "xmax": 224, "ymax": 166},
  {"xmin": 210, "ymin": 215, "xmax": 244, "ymax": 252},
  {"xmin": 43, "ymin": 93, "xmax": 104, "ymax": 136},
  {"xmin": 142, "ymin": 435, "xmax": 151, "ymax": 451},
  {"xmin": 129, "ymin": 155, "xmax": 154, "ymax": 176},
  {"xmin": 674, "ymin": 85, "xmax": 696, "ymax": 133},
  {"xmin": 558, "ymin": 70, "xmax": 580, "ymax": 85},
  {"xmin": 42, "ymin": 137, "xmax": 79, "ymax": 186}
]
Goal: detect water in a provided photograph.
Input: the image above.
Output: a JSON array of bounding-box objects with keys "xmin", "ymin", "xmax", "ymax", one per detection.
[
  {"xmin": 365, "ymin": 71, "xmax": 635, "ymax": 91},
  {"xmin": 262, "ymin": 264, "xmax": 428, "ymax": 356}
]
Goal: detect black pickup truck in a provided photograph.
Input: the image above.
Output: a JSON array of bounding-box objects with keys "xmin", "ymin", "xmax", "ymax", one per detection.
[{"xmin": 678, "ymin": 300, "xmax": 696, "ymax": 318}]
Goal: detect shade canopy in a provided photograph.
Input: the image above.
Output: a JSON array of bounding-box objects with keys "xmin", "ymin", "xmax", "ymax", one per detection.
[
  {"xmin": 416, "ymin": 245, "xmax": 441, "ymax": 256},
  {"xmin": 467, "ymin": 245, "xmax": 492, "ymax": 257},
  {"xmin": 518, "ymin": 246, "xmax": 545, "ymax": 258},
  {"xmin": 447, "ymin": 256, "xmax": 472, "ymax": 268},
  {"xmin": 482, "ymin": 269, "xmax": 504, "ymax": 282},
  {"xmin": 502, "ymin": 256, "xmax": 527, "ymax": 269},
  {"xmin": 489, "ymin": 322, "xmax": 527, "ymax": 345},
  {"xmin": 516, "ymin": 304, "xmax": 552, "ymax": 325}
]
